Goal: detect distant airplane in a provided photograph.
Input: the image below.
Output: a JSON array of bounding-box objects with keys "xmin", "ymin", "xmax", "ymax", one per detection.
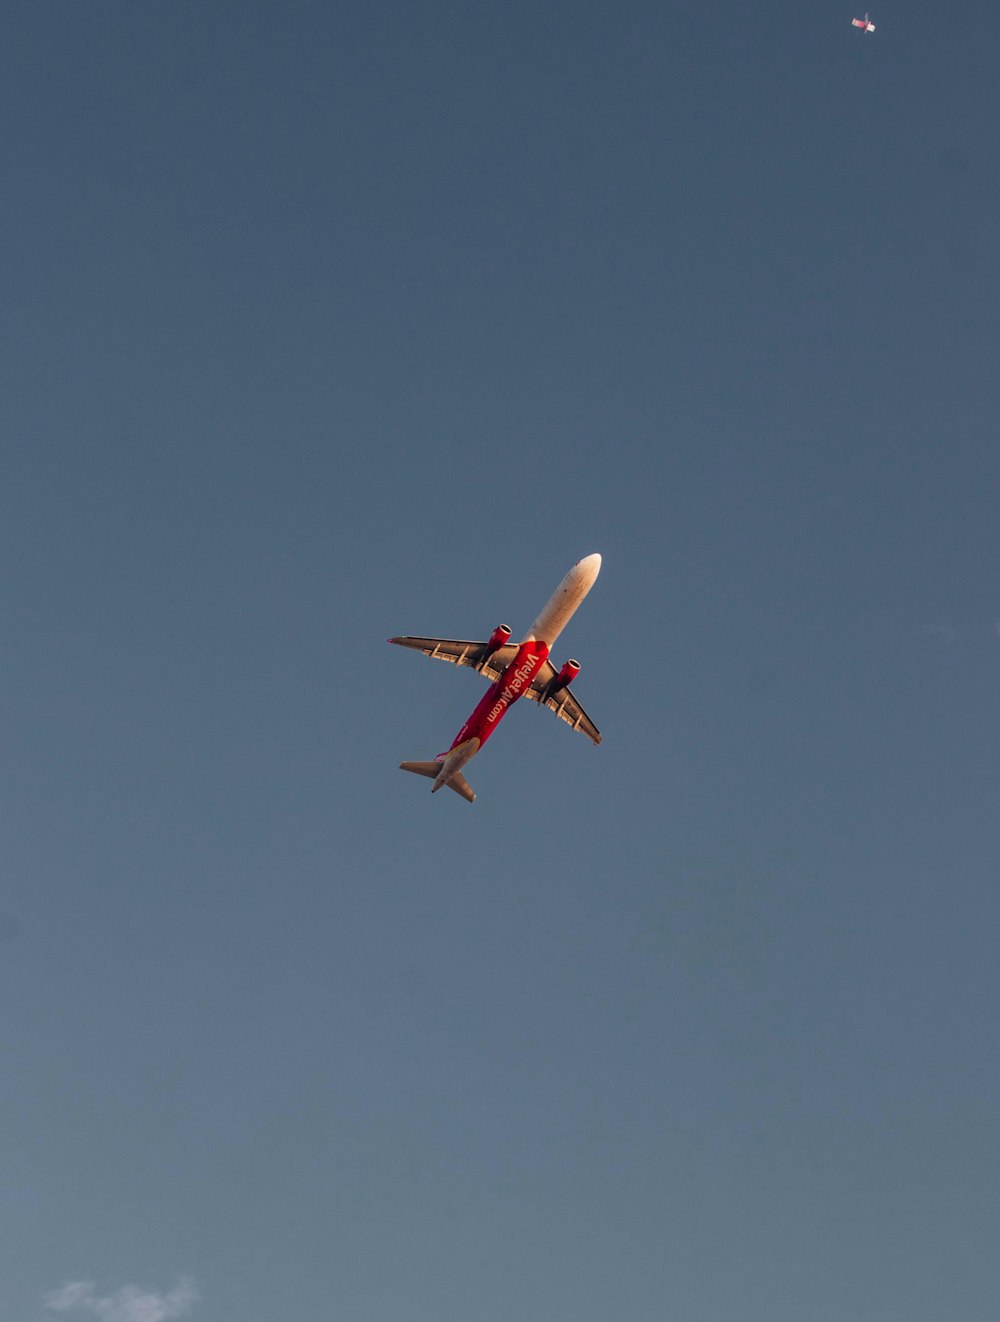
[
  {"xmin": 852, "ymin": 12, "xmax": 876, "ymax": 31},
  {"xmin": 389, "ymin": 554, "xmax": 602, "ymax": 802}
]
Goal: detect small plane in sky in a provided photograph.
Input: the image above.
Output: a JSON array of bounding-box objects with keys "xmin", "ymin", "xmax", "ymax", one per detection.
[
  {"xmin": 389, "ymin": 553, "xmax": 602, "ymax": 802},
  {"xmin": 851, "ymin": 12, "xmax": 876, "ymax": 31}
]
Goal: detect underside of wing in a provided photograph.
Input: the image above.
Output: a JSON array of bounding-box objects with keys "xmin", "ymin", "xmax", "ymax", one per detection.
[
  {"xmin": 388, "ymin": 636, "xmax": 518, "ymax": 684},
  {"xmin": 525, "ymin": 662, "xmax": 602, "ymax": 744}
]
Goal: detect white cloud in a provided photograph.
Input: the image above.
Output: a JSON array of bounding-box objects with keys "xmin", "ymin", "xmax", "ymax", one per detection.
[{"xmin": 43, "ymin": 1279, "xmax": 198, "ymax": 1322}]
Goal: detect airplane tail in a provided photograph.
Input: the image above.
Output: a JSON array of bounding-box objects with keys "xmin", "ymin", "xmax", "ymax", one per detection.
[{"xmin": 399, "ymin": 762, "xmax": 476, "ymax": 803}]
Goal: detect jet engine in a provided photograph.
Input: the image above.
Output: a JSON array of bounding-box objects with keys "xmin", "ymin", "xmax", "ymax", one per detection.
[
  {"xmin": 541, "ymin": 658, "xmax": 580, "ymax": 700},
  {"xmin": 483, "ymin": 623, "xmax": 512, "ymax": 658}
]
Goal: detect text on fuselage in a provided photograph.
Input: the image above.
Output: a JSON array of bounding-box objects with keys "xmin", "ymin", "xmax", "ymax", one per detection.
[{"xmin": 486, "ymin": 653, "xmax": 538, "ymax": 724}]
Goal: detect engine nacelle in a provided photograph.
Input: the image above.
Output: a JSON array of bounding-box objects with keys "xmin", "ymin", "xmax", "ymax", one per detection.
[
  {"xmin": 542, "ymin": 658, "xmax": 581, "ymax": 700},
  {"xmin": 483, "ymin": 623, "xmax": 512, "ymax": 658},
  {"xmin": 556, "ymin": 658, "xmax": 581, "ymax": 688}
]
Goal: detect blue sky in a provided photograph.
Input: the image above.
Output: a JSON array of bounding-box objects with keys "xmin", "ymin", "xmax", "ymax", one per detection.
[{"xmin": 2, "ymin": 2, "xmax": 999, "ymax": 1319}]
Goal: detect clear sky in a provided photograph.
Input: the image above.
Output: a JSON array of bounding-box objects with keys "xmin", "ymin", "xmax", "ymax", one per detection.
[{"xmin": 2, "ymin": 2, "xmax": 999, "ymax": 1319}]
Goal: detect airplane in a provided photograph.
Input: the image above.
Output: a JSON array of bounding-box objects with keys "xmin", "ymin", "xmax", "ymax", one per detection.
[
  {"xmin": 389, "ymin": 553, "xmax": 603, "ymax": 803},
  {"xmin": 851, "ymin": 12, "xmax": 876, "ymax": 31}
]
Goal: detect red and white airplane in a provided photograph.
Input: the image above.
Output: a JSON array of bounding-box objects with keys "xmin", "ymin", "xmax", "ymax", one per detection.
[
  {"xmin": 851, "ymin": 12, "xmax": 876, "ymax": 31},
  {"xmin": 389, "ymin": 553, "xmax": 603, "ymax": 803}
]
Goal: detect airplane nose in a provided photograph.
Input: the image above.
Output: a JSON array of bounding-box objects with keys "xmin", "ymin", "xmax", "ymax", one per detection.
[{"xmin": 578, "ymin": 553, "xmax": 602, "ymax": 576}]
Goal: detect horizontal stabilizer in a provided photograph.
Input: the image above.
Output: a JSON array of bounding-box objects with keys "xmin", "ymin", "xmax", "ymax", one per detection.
[
  {"xmin": 399, "ymin": 762, "xmax": 476, "ymax": 803},
  {"xmin": 444, "ymin": 772, "xmax": 475, "ymax": 803}
]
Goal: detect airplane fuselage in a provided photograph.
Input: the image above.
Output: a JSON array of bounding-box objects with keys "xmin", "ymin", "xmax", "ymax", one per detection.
[
  {"xmin": 449, "ymin": 639, "xmax": 551, "ymax": 751},
  {"xmin": 395, "ymin": 553, "xmax": 602, "ymax": 800},
  {"xmin": 432, "ymin": 555, "xmax": 600, "ymax": 793}
]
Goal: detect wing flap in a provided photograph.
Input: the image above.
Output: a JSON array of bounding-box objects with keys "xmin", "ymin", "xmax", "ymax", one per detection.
[
  {"xmin": 388, "ymin": 636, "xmax": 518, "ymax": 684},
  {"xmin": 525, "ymin": 662, "xmax": 602, "ymax": 744}
]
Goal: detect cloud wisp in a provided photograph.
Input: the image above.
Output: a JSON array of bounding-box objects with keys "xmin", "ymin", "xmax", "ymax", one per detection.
[{"xmin": 43, "ymin": 1278, "xmax": 199, "ymax": 1322}]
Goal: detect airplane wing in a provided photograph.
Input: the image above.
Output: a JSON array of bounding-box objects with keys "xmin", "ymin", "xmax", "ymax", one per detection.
[
  {"xmin": 389, "ymin": 638, "xmax": 602, "ymax": 744},
  {"xmin": 387, "ymin": 636, "xmax": 519, "ymax": 685},
  {"xmin": 525, "ymin": 661, "xmax": 602, "ymax": 745}
]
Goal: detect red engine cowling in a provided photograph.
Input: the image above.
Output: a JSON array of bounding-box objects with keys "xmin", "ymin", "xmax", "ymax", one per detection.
[
  {"xmin": 542, "ymin": 658, "xmax": 581, "ymax": 700},
  {"xmin": 483, "ymin": 623, "xmax": 512, "ymax": 657},
  {"xmin": 556, "ymin": 659, "xmax": 581, "ymax": 688}
]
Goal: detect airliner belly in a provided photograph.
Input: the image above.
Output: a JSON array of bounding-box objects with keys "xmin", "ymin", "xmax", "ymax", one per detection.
[
  {"xmin": 524, "ymin": 553, "xmax": 602, "ymax": 647},
  {"xmin": 450, "ymin": 640, "xmax": 550, "ymax": 749}
]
